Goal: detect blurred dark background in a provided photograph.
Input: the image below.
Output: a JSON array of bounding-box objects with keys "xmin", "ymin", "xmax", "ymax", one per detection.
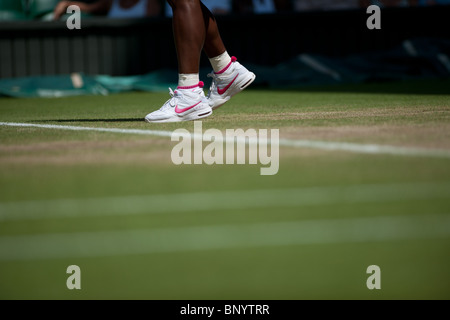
[{"xmin": 0, "ymin": 0, "xmax": 449, "ymax": 78}]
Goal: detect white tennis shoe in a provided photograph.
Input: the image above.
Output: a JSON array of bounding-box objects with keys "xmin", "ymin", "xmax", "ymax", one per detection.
[
  {"xmin": 206, "ymin": 56, "xmax": 256, "ymax": 110},
  {"xmin": 145, "ymin": 82, "xmax": 212, "ymax": 123}
]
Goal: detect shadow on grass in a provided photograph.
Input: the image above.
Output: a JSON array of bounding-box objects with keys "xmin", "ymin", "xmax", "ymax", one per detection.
[{"xmin": 38, "ymin": 118, "xmax": 144, "ymax": 123}]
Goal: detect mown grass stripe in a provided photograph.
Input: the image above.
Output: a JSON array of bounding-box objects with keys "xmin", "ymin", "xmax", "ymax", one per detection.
[
  {"xmin": 0, "ymin": 182, "xmax": 449, "ymax": 221},
  {"xmin": 0, "ymin": 213, "xmax": 449, "ymax": 261}
]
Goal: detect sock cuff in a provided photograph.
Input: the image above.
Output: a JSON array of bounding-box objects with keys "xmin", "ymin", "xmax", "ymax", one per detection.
[
  {"xmin": 215, "ymin": 56, "xmax": 237, "ymax": 74},
  {"xmin": 209, "ymin": 51, "xmax": 233, "ymax": 73},
  {"xmin": 178, "ymin": 73, "xmax": 200, "ymax": 88},
  {"xmin": 177, "ymin": 81, "xmax": 204, "ymax": 90}
]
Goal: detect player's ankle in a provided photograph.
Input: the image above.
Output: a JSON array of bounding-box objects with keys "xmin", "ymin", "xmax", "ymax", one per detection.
[{"xmin": 178, "ymin": 73, "xmax": 200, "ymax": 88}]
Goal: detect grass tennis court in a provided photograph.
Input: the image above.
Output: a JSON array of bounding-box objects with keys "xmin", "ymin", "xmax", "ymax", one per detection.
[{"xmin": 0, "ymin": 79, "xmax": 449, "ymax": 300}]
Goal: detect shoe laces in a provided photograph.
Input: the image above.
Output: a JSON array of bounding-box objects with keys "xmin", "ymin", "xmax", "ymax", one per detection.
[
  {"xmin": 207, "ymin": 72, "xmax": 218, "ymax": 98},
  {"xmin": 161, "ymin": 87, "xmax": 182, "ymax": 111}
]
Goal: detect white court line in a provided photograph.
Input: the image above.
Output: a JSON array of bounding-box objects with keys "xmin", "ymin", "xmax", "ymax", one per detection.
[
  {"xmin": 0, "ymin": 213, "xmax": 449, "ymax": 261},
  {"xmin": 1, "ymin": 121, "xmax": 450, "ymax": 158},
  {"xmin": 0, "ymin": 182, "xmax": 449, "ymax": 221},
  {"xmin": 0, "ymin": 121, "xmax": 174, "ymax": 138}
]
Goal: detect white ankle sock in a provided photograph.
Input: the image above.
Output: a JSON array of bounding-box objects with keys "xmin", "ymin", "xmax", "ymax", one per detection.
[
  {"xmin": 178, "ymin": 74, "xmax": 199, "ymax": 88},
  {"xmin": 209, "ymin": 51, "xmax": 232, "ymax": 73}
]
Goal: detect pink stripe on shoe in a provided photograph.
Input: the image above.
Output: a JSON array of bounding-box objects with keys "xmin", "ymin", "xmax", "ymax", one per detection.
[
  {"xmin": 215, "ymin": 56, "xmax": 237, "ymax": 74},
  {"xmin": 177, "ymin": 81, "xmax": 204, "ymax": 90}
]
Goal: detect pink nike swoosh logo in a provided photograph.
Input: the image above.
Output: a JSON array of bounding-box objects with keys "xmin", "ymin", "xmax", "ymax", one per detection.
[
  {"xmin": 217, "ymin": 74, "xmax": 239, "ymax": 95},
  {"xmin": 175, "ymin": 101, "xmax": 201, "ymax": 114}
]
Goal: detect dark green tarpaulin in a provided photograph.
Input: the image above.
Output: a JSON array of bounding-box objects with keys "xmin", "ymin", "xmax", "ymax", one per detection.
[{"xmin": 1, "ymin": 38, "xmax": 449, "ymax": 98}]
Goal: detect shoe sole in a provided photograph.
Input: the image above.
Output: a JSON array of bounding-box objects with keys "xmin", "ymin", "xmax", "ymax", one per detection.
[
  {"xmin": 210, "ymin": 72, "xmax": 256, "ymax": 110},
  {"xmin": 145, "ymin": 107, "xmax": 213, "ymax": 123}
]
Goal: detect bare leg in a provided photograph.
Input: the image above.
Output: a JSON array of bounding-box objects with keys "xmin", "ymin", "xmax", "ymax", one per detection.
[
  {"xmin": 167, "ymin": 0, "xmax": 226, "ymax": 74},
  {"xmin": 201, "ymin": 2, "xmax": 226, "ymax": 59}
]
